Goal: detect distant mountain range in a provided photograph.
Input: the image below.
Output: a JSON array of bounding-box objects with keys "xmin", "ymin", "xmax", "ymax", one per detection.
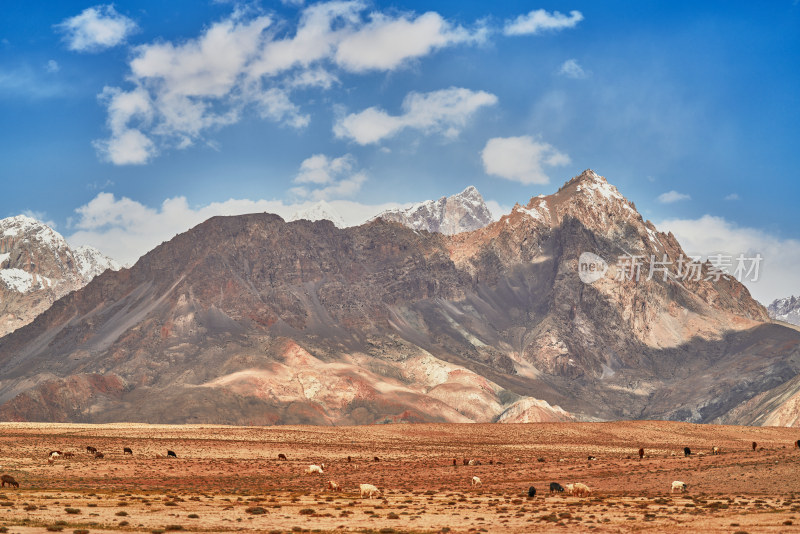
[
  {"xmin": 768, "ymin": 296, "xmax": 800, "ymax": 326},
  {"xmin": 374, "ymin": 185, "xmax": 494, "ymax": 234},
  {"xmin": 0, "ymin": 215, "xmax": 120, "ymax": 338},
  {"xmin": 1, "ymin": 172, "xmax": 800, "ymax": 427}
]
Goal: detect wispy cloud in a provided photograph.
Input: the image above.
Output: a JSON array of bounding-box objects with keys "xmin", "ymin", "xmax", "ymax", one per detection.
[
  {"xmin": 290, "ymin": 153, "xmax": 367, "ymax": 200},
  {"xmin": 56, "ymin": 4, "xmax": 138, "ymax": 52},
  {"xmin": 558, "ymin": 58, "xmax": 588, "ymax": 79},
  {"xmin": 334, "ymin": 87, "xmax": 497, "ymax": 145},
  {"xmin": 724, "ymin": 193, "xmax": 739, "ymax": 201},
  {"xmin": 657, "ymin": 190, "xmax": 691, "ymax": 203},
  {"xmin": 504, "ymin": 9, "xmax": 583, "ymax": 36},
  {"xmin": 481, "ymin": 135, "xmax": 570, "ymax": 184}
]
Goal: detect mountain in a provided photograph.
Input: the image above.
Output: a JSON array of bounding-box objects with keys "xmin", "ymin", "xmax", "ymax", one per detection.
[
  {"xmin": 375, "ymin": 185, "xmax": 493, "ymax": 234},
  {"xmin": 288, "ymin": 200, "xmax": 346, "ymax": 228},
  {"xmin": 0, "ymin": 171, "xmax": 798, "ymax": 426},
  {"xmin": 0, "ymin": 216, "xmax": 121, "ymax": 338},
  {"xmin": 768, "ymin": 295, "xmax": 800, "ymax": 326}
]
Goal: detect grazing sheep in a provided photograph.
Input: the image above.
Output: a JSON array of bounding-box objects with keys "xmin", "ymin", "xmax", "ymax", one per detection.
[
  {"xmin": 452, "ymin": 458, "xmax": 457, "ymax": 466},
  {"xmin": 549, "ymin": 482, "xmax": 564, "ymax": 493},
  {"xmin": 712, "ymin": 446, "xmax": 721, "ymax": 455},
  {"xmin": 94, "ymin": 451, "xmax": 104, "ymax": 459},
  {"xmin": 47, "ymin": 458, "xmax": 54, "ymax": 465},
  {"xmin": 347, "ymin": 456, "xmax": 352, "ymax": 463},
  {"xmin": 572, "ymin": 483, "xmax": 592, "ymax": 497},
  {"xmin": 752, "ymin": 441, "xmax": 757, "ymax": 451},
  {"xmin": 278, "ymin": 453, "xmax": 288, "ymax": 460},
  {"xmin": 123, "ymin": 447, "xmax": 133, "ymax": 455},
  {"xmin": 49, "ymin": 450, "xmax": 61, "ymax": 458},
  {"xmin": 62, "ymin": 452, "xmax": 74, "ymax": 459},
  {"xmin": 86, "ymin": 446, "xmax": 97, "ymax": 454},
  {"xmin": 587, "ymin": 455, "xmax": 597, "ymax": 461},
  {"xmin": 327, "ymin": 480, "xmax": 341, "ymax": 491},
  {"xmin": 564, "ymin": 483, "xmax": 574, "ymax": 495},
  {"xmin": 671, "ymin": 480, "xmax": 688, "ymax": 493},
  {"xmin": 683, "ymin": 447, "xmax": 691, "ymax": 457},
  {"xmin": 528, "ymin": 486, "xmax": 536, "ymax": 498},
  {"xmin": 360, "ymin": 483, "xmax": 380, "ymax": 499},
  {"xmin": 373, "ymin": 456, "xmax": 380, "ymax": 462},
  {"xmin": 463, "ymin": 458, "xmax": 469, "ymax": 466},
  {"xmin": 638, "ymin": 448, "xmax": 644, "ymax": 460},
  {"xmin": 1, "ymin": 474, "xmax": 19, "ymax": 488},
  {"xmin": 795, "ymin": 440, "xmax": 799, "ymax": 449},
  {"xmin": 468, "ymin": 459, "xmax": 481, "ymax": 466},
  {"xmin": 537, "ymin": 458, "xmax": 546, "ymax": 463},
  {"xmin": 307, "ymin": 464, "xmax": 325, "ymax": 474},
  {"xmin": 167, "ymin": 450, "xmax": 177, "ymax": 458},
  {"xmin": 471, "ymin": 476, "xmax": 481, "ymax": 486}
]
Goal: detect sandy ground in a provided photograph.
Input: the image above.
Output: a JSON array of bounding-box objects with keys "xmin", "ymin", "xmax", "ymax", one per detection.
[{"xmin": 0, "ymin": 421, "xmax": 800, "ymax": 533}]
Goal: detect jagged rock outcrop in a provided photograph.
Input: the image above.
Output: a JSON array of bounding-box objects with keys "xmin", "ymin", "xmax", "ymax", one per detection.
[
  {"xmin": 376, "ymin": 185, "xmax": 493, "ymax": 234},
  {"xmin": 0, "ymin": 171, "xmax": 797, "ymax": 426},
  {"xmin": 0, "ymin": 216, "xmax": 120, "ymax": 338},
  {"xmin": 768, "ymin": 295, "xmax": 800, "ymax": 326}
]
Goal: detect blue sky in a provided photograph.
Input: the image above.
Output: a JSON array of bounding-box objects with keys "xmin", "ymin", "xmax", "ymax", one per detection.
[{"xmin": 1, "ymin": 1, "xmax": 799, "ymax": 302}]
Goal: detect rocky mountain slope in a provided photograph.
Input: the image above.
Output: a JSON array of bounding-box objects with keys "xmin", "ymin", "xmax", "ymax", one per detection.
[
  {"xmin": 768, "ymin": 295, "xmax": 800, "ymax": 326},
  {"xmin": 0, "ymin": 216, "xmax": 120, "ymax": 338},
  {"xmin": 376, "ymin": 185, "xmax": 493, "ymax": 234},
  {"xmin": 0, "ymin": 171, "xmax": 798, "ymax": 426}
]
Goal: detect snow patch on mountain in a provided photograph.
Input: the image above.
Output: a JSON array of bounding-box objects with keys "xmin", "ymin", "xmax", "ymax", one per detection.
[
  {"xmin": 768, "ymin": 295, "xmax": 800, "ymax": 326},
  {"xmin": 375, "ymin": 185, "xmax": 493, "ymax": 235},
  {"xmin": 288, "ymin": 201, "xmax": 346, "ymax": 228}
]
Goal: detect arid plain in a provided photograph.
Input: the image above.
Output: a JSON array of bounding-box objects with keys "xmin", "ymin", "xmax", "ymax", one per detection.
[{"xmin": 1, "ymin": 421, "xmax": 800, "ymax": 533}]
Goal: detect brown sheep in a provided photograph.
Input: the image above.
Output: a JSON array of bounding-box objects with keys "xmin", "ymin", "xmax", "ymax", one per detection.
[
  {"xmin": 62, "ymin": 452, "xmax": 74, "ymax": 459},
  {"xmin": 1, "ymin": 474, "xmax": 19, "ymax": 488},
  {"xmin": 94, "ymin": 451, "xmax": 104, "ymax": 459},
  {"xmin": 86, "ymin": 446, "xmax": 97, "ymax": 454},
  {"xmin": 638, "ymin": 448, "xmax": 644, "ymax": 460},
  {"xmin": 752, "ymin": 441, "xmax": 757, "ymax": 451},
  {"xmin": 278, "ymin": 453, "xmax": 288, "ymax": 460}
]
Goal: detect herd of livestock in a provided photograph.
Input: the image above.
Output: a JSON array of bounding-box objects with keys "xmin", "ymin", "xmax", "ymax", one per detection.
[{"xmin": 2, "ymin": 439, "xmax": 798, "ymax": 498}]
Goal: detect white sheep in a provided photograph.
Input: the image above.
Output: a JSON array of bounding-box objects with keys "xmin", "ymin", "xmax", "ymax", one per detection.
[
  {"xmin": 327, "ymin": 480, "xmax": 341, "ymax": 491},
  {"xmin": 360, "ymin": 483, "xmax": 381, "ymax": 499},
  {"xmin": 712, "ymin": 446, "xmax": 721, "ymax": 455},
  {"xmin": 671, "ymin": 480, "xmax": 688, "ymax": 493},
  {"xmin": 564, "ymin": 483, "xmax": 575, "ymax": 495},
  {"xmin": 572, "ymin": 483, "xmax": 591, "ymax": 497},
  {"xmin": 471, "ymin": 476, "xmax": 481, "ymax": 486},
  {"xmin": 306, "ymin": 463, "xmax": 325, "ymax": 474}
]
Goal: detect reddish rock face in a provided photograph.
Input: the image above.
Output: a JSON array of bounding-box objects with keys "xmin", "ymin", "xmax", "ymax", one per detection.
[{"xmin": 0, "ymin": 171, "xmax": 797, "ymax": 426}]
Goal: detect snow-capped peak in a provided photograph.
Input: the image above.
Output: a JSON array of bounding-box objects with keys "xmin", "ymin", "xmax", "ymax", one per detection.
[
  {"xmin": 375, "ymin": 185, "xmax": 493, "ymax": 235},
  {"xmin": 289, "ymin": 200, "xmax": 346, "ymax": 228}
]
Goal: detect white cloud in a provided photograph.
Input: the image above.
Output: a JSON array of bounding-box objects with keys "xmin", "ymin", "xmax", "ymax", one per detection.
[
  {"xmin": 485, "ymin": 200, "xmax": 512, "ymax": 221},
  {"xmin": 292, "ymin": 153, "xmax": 366, "ymax": 200},
  {"xmin": 481, "ymin": 135, "xmax": 570, "ymax": 185},
  {"xmin": 504, "ymin": 9, "xmax": 583, "ymax": 36},
  {"xmin": 67, "ymin": 192, "xmax": 405, "ymax": 265},
  {"xmin": 56, "ymin": 5, "xmax": 137, "ymax": 52},
  {"xmin": 45, "ymin": 60, "xmax": 60, "ymax": 73},
  {"xmin": 558, "ymin": 58, "xmax": 587, "ymax": 79},
  {"xmin": 725, "ymin": 193, "xmax": 739, "ymax": 201},
  {"xmin": 334, "ymin": 87, "xmax": 497, "ymax": 144},
  {"xmin": 94, "ymin": 2, "xmax": 497, "ymax": 164},
  {"xmin": 657, "ymin": 190, "xmax": 691, "ymax": 203},
  {"xmin": 294, "ymin": 153, "xmax": 355, "ymax": 184},
  {"xmin": 335, "ymin": 11, "xmax": 484, "ymax": 72},
  {"xmin": 93, "ymin": 86, "xmax": 157, "ymax": 165},
  {"xmin": 659, "ymin": 214, "xmax": 800, "ymax": 304}
]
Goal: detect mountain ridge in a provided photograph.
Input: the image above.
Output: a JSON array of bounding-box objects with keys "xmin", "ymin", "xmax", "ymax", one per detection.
[{"xmin": 0, "ymin": 170, "xmax": 796, "ymax": 426}]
